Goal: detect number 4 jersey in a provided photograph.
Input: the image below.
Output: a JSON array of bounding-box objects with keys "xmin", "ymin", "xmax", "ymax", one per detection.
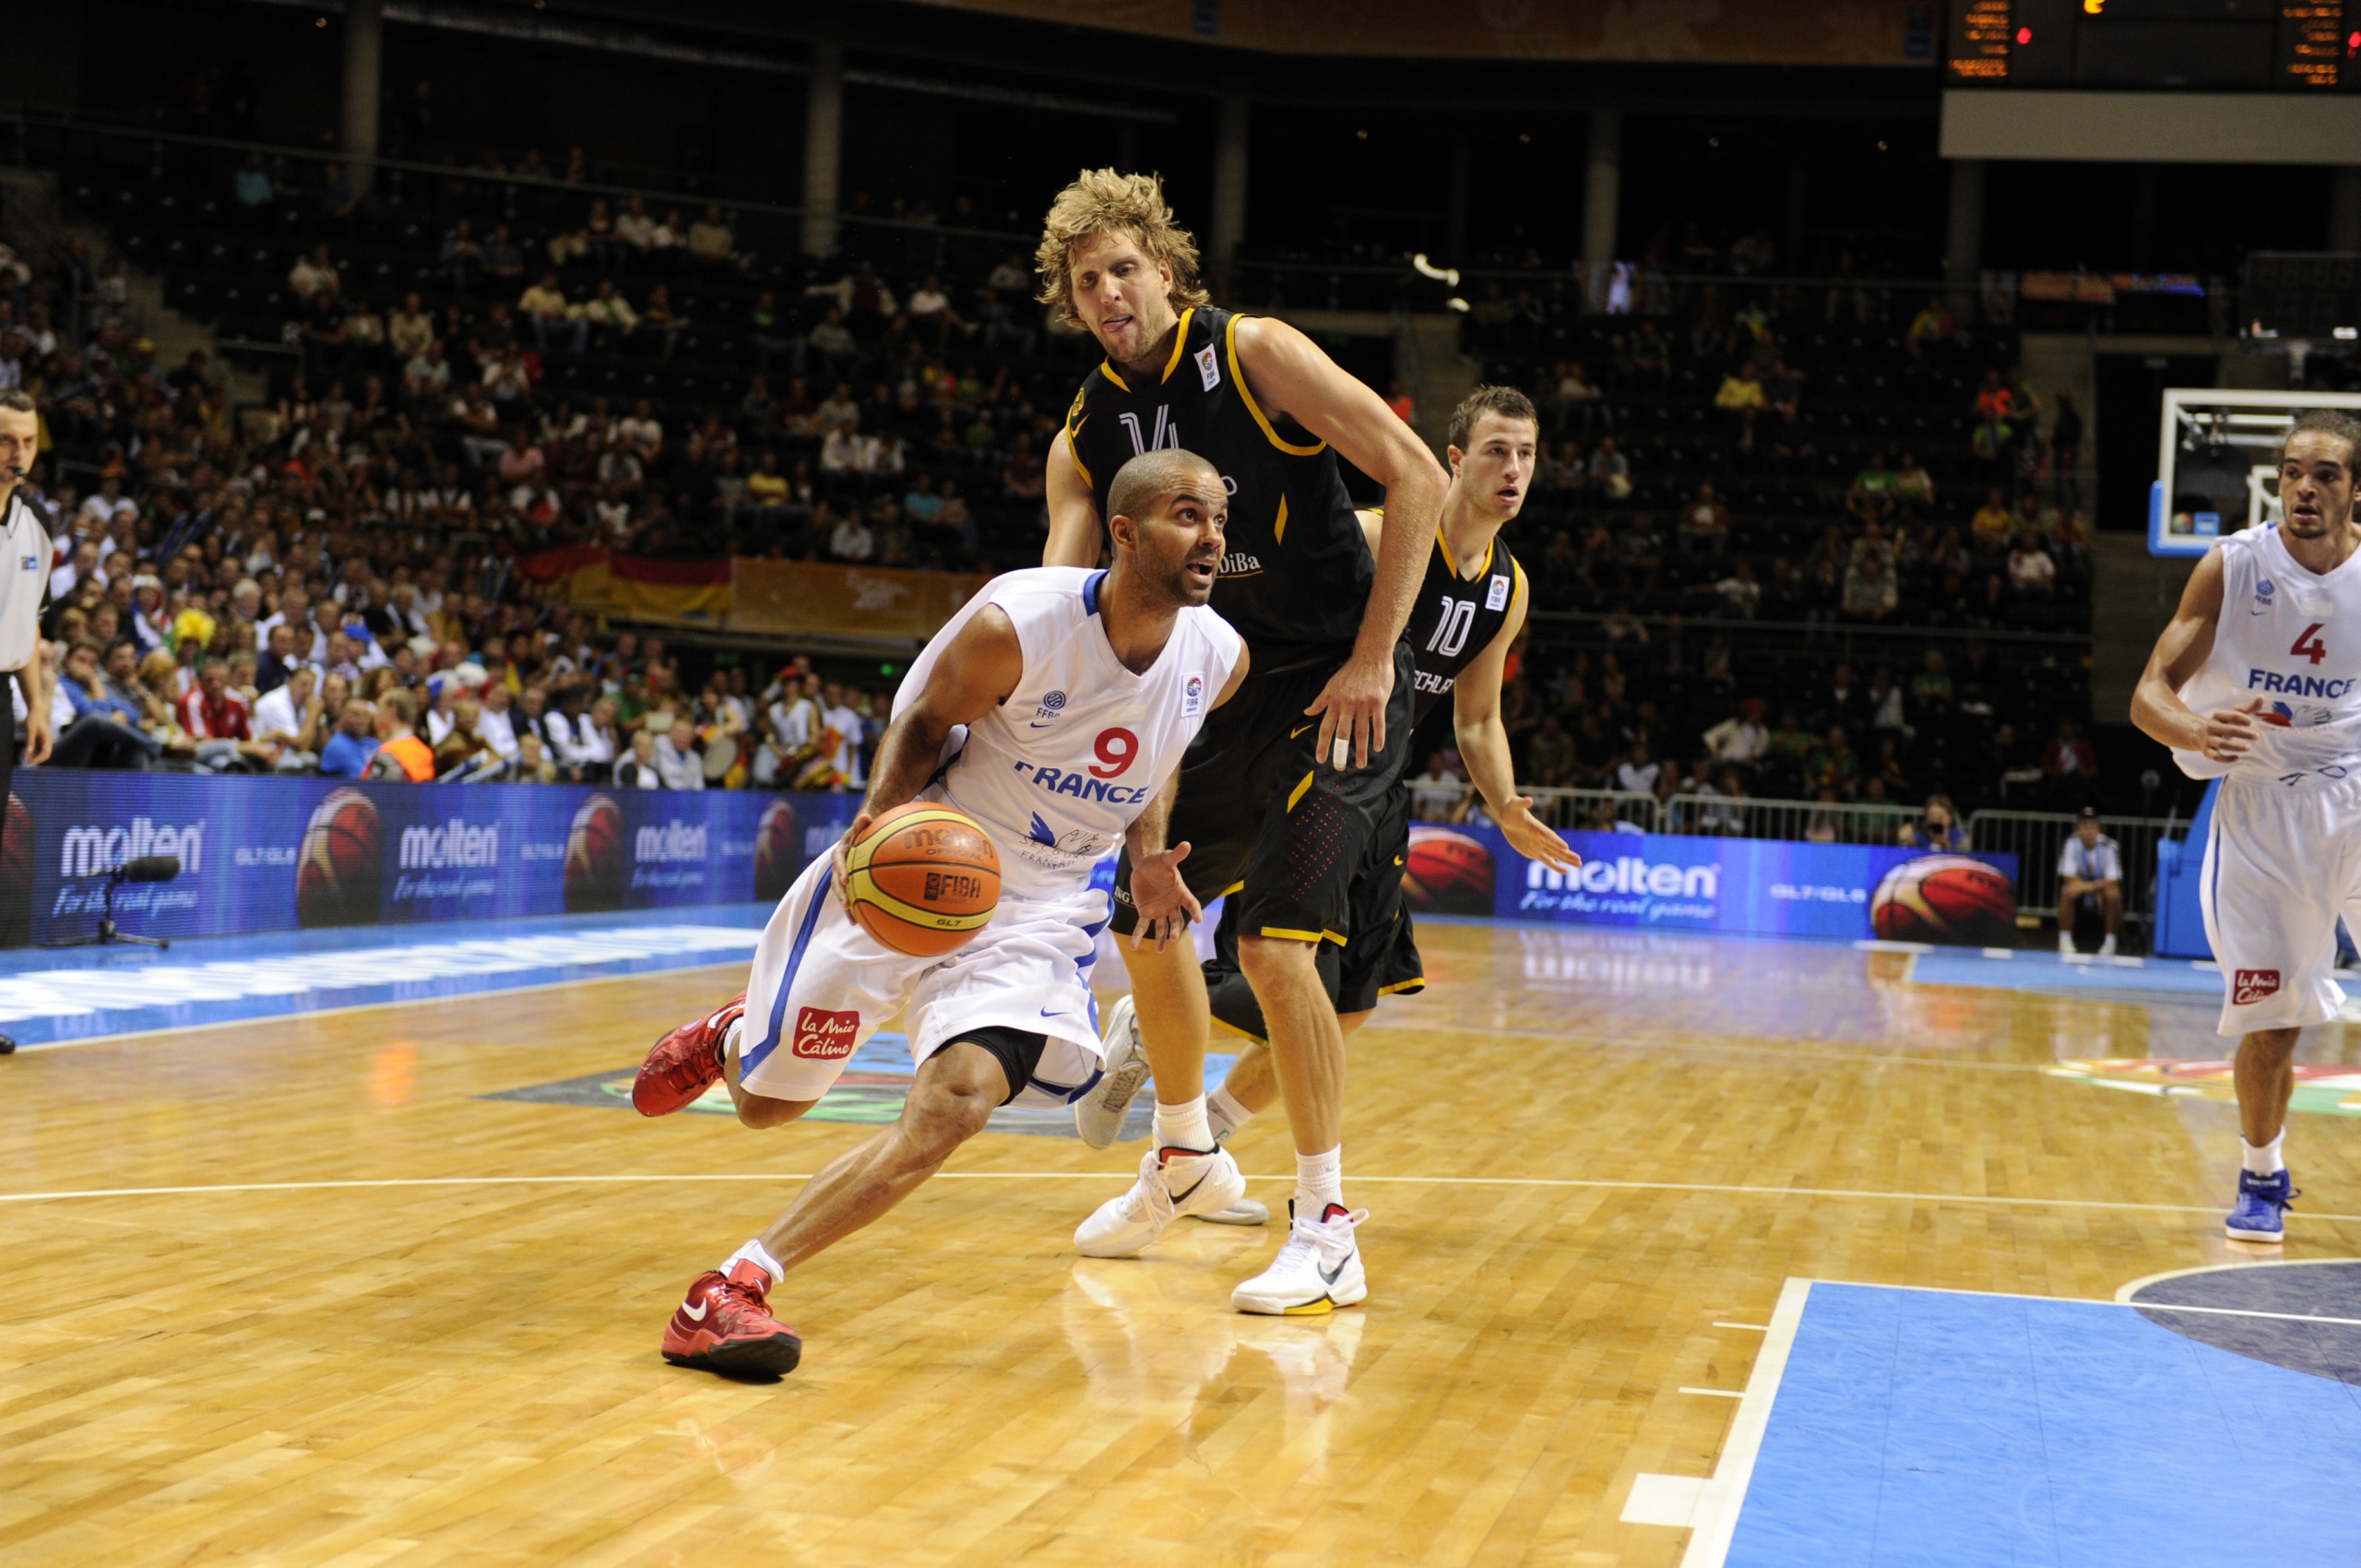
[
  {"xmin": 893, "ymin": 566, "xmax": 1245, "ymax": 897},
  {"xmin": 2173, "ymin": 523, "xmax": 2361, "ymax": 782}
]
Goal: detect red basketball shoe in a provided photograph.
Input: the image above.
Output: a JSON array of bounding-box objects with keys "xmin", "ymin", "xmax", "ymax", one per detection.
[
  {"xmin": 632, "ymin": 992, "xmax": 746, "ymax": 1116},
  {"xmin": 660, "ymin": 1260, "xmax": 801, "ymax": 1376}
]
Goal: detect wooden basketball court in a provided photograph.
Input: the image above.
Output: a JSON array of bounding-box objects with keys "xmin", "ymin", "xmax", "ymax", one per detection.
[{"xmin": 4, "ymin": 922, "xmax": 2355, "ymax": 1566}]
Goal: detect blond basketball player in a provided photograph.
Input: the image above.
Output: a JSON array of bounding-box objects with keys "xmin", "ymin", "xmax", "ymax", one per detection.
[
  {"xmin": 2130, "ymin": 410, "xmax": 2361, "ymax": 1242},
  {"xmin": 630, "ymin": 450, "xmax": 1246, "ymax": 1375}
]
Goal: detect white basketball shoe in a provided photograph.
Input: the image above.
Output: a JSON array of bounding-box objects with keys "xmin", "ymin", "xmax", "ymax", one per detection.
[
  {"xmin": 1231, "ymin": 1202, "xmax": 1368, "ymax": 1315},
  {"xmin": 1074, "ymin": 994, "xmax": 1152, "ymax": 1150},
  {"xmin": 1074, "ymin": 1145, "xmax": 1248, "ymax": 1258}
]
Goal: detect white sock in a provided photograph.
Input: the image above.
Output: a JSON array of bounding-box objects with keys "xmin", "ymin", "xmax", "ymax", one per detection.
[
  {"xmin": 1153, "ymin": 1095, "xmax": 1214, "ymax": 1153},
  {"xmin": 721, "ymin": 1015, "xmax": 745, "ymax": 1065},
  {"xmin": 2243, "ymin": 1134, "xmax": 2286, "ymax": 1177},
  {"xmin": 2098, "ymin": 934, "xmax": 2118, "ymax": 956},
  {"xmin": 720, "ymin": 1237, "xmax": 786, "ymax": 1288},
  {"xmin": 2058, "ymin": 932, "xmax": 2075, "ymax": 955},
  {"xmin": 1207, "ymin": 1085, "xmax": 1256, "ymax": 1145},
  {"xmin": 1295, "ymin": 1146, "xmax": 1344, "ymax": 1215}
]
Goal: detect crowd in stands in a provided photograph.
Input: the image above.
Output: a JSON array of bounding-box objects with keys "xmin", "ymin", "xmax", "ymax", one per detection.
[{"xmin": 11, "ymin": 138, "xmax": 2095, "ymax": 818}]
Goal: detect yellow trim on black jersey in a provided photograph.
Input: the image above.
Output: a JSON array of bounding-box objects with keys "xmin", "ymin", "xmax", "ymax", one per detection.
[
  {"xmin": 1436, "ymin": 524, "xmax": 1497, "ymax": 584},
  {"xmin": 1066, "ymin": 420, "xmax": 1093, "ymax": 489},
  {"xmin": 1160, "ymin": 307, "xmax": 1195, "ymax": 384},
  {"xmin": 1507, "ymin": 559, "xmax": 1528, "ymax": 621},
  {"xmin": 1274, "ymin": 494, "xmax": 1289, "ymax": 546},
  {"xmin": 1099, "ymin": 362, "xmax": 1130, "ymax": 393},
  {"xmin": 1225, "ymin": 315, "xmax": 1326, "ymax": 457},
  {"xmin": 1376, "ymin": 979, "xmax": 1427, "ymax": 996},
  {"xmin": 1286, "ymin": 770, "xmax": 1316, "ymax": 812}
]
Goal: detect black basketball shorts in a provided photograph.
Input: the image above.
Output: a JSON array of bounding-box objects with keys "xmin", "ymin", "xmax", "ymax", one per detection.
[
  {"xmin": 1111, "ymin": 640, "xmax": 1416, "ymax": 949},
  {"xmin": 1200, "ymin": 779, "xmax": 1424, "ymax": 1041}
]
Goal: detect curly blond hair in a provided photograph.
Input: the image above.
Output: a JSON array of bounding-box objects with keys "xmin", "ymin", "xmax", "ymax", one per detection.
[{"xmin": 1035, "ymin": 168, "xmax": 1210, "ymax": 332}]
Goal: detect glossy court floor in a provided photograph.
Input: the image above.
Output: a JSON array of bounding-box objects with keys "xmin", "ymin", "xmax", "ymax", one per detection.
[{"xmin": 2, "ymin": 920, "xmax": 2357, "ymax": 1567}]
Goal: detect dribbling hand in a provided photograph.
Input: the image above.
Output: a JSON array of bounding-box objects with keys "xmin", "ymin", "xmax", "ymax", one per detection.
[
  {"xmin": 2201, "ymin": 699, "xmax": 2265, "ymax": 764},
  {"xmin": 830, "ymin": 812, "xmax": 874, "ymax": 910},
  {"xmin": 1128, "ymin": 840, "xmax": 1202, "ymax": 952}
]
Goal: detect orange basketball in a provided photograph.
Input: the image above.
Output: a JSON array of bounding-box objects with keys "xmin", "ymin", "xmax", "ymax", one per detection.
[{"xmin": 844, "ymin": 802, "xmax": 1001, "ymax": 956}]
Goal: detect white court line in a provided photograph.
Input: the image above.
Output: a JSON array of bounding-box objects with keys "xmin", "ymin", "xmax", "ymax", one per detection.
[
  {"xmin": 1679, "ymin": 1387, "xmax": 1745, "ymax": 1398},
  {"xmin": 3, "ymin": 1170, "xmax": 2360, "ymax": 1226},
  {"xmin": 1680, "ymin": 1277, "xmax": 1811, "ymax": 1567},
  {"xmin": 7, "ymin": 957, "xmax": 753, "ymax": 1052},
  {"xmin": 1713, "ymin": 1322, "xmax": 1771, "ymax": 1332}
]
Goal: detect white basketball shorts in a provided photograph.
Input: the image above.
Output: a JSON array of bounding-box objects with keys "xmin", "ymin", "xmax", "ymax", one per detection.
[
  {"xmin": 2199, "ymin": 774, "xmax": 2361, "ymax": 1036},
  {"xmin": 736, "ymin": 852, "xmax": 1109, "ymax": 1110}
]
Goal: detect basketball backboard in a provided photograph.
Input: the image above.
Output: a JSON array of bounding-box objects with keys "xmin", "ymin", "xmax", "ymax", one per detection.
[{"xmin": 2150, "ymin": 388, "xmax": 2361, "ymax": 557}]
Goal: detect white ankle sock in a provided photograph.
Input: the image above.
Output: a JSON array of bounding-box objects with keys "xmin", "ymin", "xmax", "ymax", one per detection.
[
  {"xmin": 2058, "ymin": 932, "xmax": 2075, "ymax": 956},
  {"xmin": 2243, "ymin": 1134, "xmax": 2286, "ymax": 1177},
  {"xmin": 1295, "ymin": 1146, "xmax": 1343, "ymax": 1214},
  {"xmin": 2098, "ymin": 934, "xmax": 2118, "ymax": 956},
  {"xmin": 1154, "ymin": 1096, "xmax": 1213, "ymax": 1153},
  {"xmin": 721, "ymin": 1237, "xmax": 785, "ymax": 1288},
  {"xmin": 1207, "ymin": 1085, "xmax": 1255, "ymax": 1145}
]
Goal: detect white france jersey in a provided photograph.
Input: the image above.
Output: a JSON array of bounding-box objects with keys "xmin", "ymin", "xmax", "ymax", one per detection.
[
  {"xmin": 894, "ymin": 566, "xmax": 1242, "ymax": 897},
  {"xmin": 2174, "ymin": 523, "xmax": 2361, "ymax": 783}
]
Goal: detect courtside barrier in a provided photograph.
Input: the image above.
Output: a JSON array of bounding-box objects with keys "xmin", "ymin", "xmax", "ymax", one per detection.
[{"xmin": 7, "ymin": 771, "xmax": 865, "ymax": 946}]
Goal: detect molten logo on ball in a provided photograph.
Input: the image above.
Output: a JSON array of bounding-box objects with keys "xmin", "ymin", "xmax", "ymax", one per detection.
[
  {"xmin": 1401, "ymin": 827, "xmax": 1496, "ymax": 917},
  {"xmin": 564, "ymin": 794, "xmax": 626, "ymax": 912},
  {"xmin": 295, "ymin": 788, "xmax": 383, "ymax": 927},
  {"xmin": 1869, "ymin": 854, "xmax": 2016, "ymax": 946}
]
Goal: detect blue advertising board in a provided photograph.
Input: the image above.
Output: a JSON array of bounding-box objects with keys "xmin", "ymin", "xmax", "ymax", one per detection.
[
  {"xmin": 8, "ymin": 772, "xmax": 865, "ymax": 945},
  {"xmin": 1404, "ymin": 822, "xmax": 2021, "ymax": 943}
]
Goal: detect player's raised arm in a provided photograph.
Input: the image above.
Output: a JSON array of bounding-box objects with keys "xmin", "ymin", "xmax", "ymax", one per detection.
[
  {"xmin": 2130, "ymin": 544, "xmax": 2262, "ymax": 764},
  {"xmin": 1452, "ymin": 571, "xmax": 1579, "ymax": 872},
  {"xmin": 831, "ymin": 608, "xmax": 1025, "ymax": 899},
  {"xmin": 1043, "ymin": 427, "xmax": 1104, "ymax": 568},
  {"xmin": 1233, "ymin": 315, "xmax": 1448, "ymax": 770}
]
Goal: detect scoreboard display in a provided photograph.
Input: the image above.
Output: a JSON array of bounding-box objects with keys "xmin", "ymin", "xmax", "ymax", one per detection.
[{"xmin": 1949, "ymin": 0, "xmax": 2361, "ymax": 90}]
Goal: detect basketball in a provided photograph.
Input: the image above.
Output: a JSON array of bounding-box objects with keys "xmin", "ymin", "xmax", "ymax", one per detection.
[
  {"xmin": 1870, "ymin": 855, "xmax": 2018, "ymax": 947},
  {"xmin": 295, "ymin": 788, "xmax": 383, "ymax": 927},
  {"xmin": 564, "ymin": 794, "xmax": 627, "ymax": 912},
  {"xmin": 844, "ymin": 802, "xmax": 1000, "ymax": 956},
  {"xmin": 1401, "ymin": 827, "xmax": 1496, "ymax": 916},
  {"xmin": 753, "ymin": 797, "xmax": 800, "ymax": 902}
]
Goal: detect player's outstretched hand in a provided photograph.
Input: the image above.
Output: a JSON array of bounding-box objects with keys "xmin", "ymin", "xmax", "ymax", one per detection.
[
  {"xmin": 2201, "ymin": 698, "xmax": 2265, "ymax": 763},
  {"xmin": 1129, "ymin": 840, "xmax": 1202, "ymax": 952},
  {"xmin": 830, "ymin": 812, "xmax": 874, "ymax": 909},
  {"xmin": 1305, "ymin": 650, "xmax": 1394, "ymax": 772},
  {"xmin": 1498, "ymin": 798, "xmax": 1582, "ymax": 873}
]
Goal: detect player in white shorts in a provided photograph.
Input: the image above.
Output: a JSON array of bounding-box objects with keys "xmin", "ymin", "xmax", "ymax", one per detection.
[
  {"xmin": 630, "ymin": 448, "xmax": 1246, "ymax": 1375},
  {"xmin": 2131, "ymin": 409, "xmax": 2361, "ymax": 1243}
]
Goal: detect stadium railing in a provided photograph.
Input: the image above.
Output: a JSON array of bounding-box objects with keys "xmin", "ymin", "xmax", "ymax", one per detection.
[
  {"xmin": 1419, "ymin": 782, "xmax": 1660, "ymax": 834},
  {"xmin": 1964, "ymin": 810, "xmax": 2189, "ymax": 933}
]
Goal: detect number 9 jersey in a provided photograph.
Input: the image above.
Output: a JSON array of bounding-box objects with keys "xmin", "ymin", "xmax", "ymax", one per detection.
[{"xmin": 892, "ymin": 566, "xmax": 1245, "ymax": 899}]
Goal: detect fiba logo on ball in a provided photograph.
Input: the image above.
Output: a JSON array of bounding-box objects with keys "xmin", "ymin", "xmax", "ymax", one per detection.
[
  {"xmin": 564, "ymin": 794, "xmax": 627, "ymax": 912},
  {"xmin": 1401, "ymin": 826, "xmax": 1496, "ymax": 916},
  {"xmin": 1870, "ymin": 854, "xmax": 2017, "ymax": 946},
  {"xmin": 295, "ymin": 788, "xmax": 383, "ymax": 928},
  {"xmin": 753, "ymin": 797, "xmax": 799, "ymax": 902}
]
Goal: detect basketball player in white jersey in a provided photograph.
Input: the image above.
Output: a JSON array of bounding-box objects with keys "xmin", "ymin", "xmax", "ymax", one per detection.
[
  {"xmin": 2131, "ymin": 410, "xmax": 2361, "ymax": 1242},
  {"xmin": 630, "ymin": 449, "xmax": 1247, "ymax": 1375}
]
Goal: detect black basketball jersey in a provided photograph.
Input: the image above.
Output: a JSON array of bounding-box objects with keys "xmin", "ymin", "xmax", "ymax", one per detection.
[
  {"xmin": 1064, "ymin": 304, "xmax": 1370, "ymax": 666},
  {"xmin": 1405, "ymin": 527, "xmax": 1525, "ymax": 726}
]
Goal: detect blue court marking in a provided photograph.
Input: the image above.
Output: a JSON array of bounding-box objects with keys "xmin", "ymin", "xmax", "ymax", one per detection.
[
  {"xmin": 0, "ymin": 902, "xmax": 773, "ymax": 1049},
  {"xmin": 1720, "ymin": 1281, "xmax": 2361, "ymax": 1567},
  {"xmin": 1905, "ymin": 947, "xmax": 2228, "ymax": 1005},
  {"xmin": 744, "ymin": 865, "xmax": 830, "ymax": 1075}
]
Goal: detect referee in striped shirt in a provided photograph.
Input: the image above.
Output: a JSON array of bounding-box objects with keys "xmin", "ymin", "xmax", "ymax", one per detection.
[{"xmin": 0, "ymin": 390, "xmax": 56, "ymax": 795}]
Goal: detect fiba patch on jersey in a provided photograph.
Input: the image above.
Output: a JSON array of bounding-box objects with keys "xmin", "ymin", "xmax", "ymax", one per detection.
[
  {"xmin": 1195, "ymin": 343, "xmax": 1221, "ymax": 392},
  {"xmin": 1486, "ymin": 575, "xmax": 1510, "ymax": 611},
  {"xmin": 1183, "ymin": 673, "xmax": 1204, "ymax": 716},
  {"xmin": 791, "ymin": 1005, "xmax": 860, "ymax": 1060},
  {"xmin": 2233, "ymin": 968, "xmax": 2283, "ymax": 1005}
]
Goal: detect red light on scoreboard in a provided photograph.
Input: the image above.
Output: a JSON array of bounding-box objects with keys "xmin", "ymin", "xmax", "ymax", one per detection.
[{"xmin": 2017, "ymin": 25, "xmax": 2033, "ymax": 42}]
